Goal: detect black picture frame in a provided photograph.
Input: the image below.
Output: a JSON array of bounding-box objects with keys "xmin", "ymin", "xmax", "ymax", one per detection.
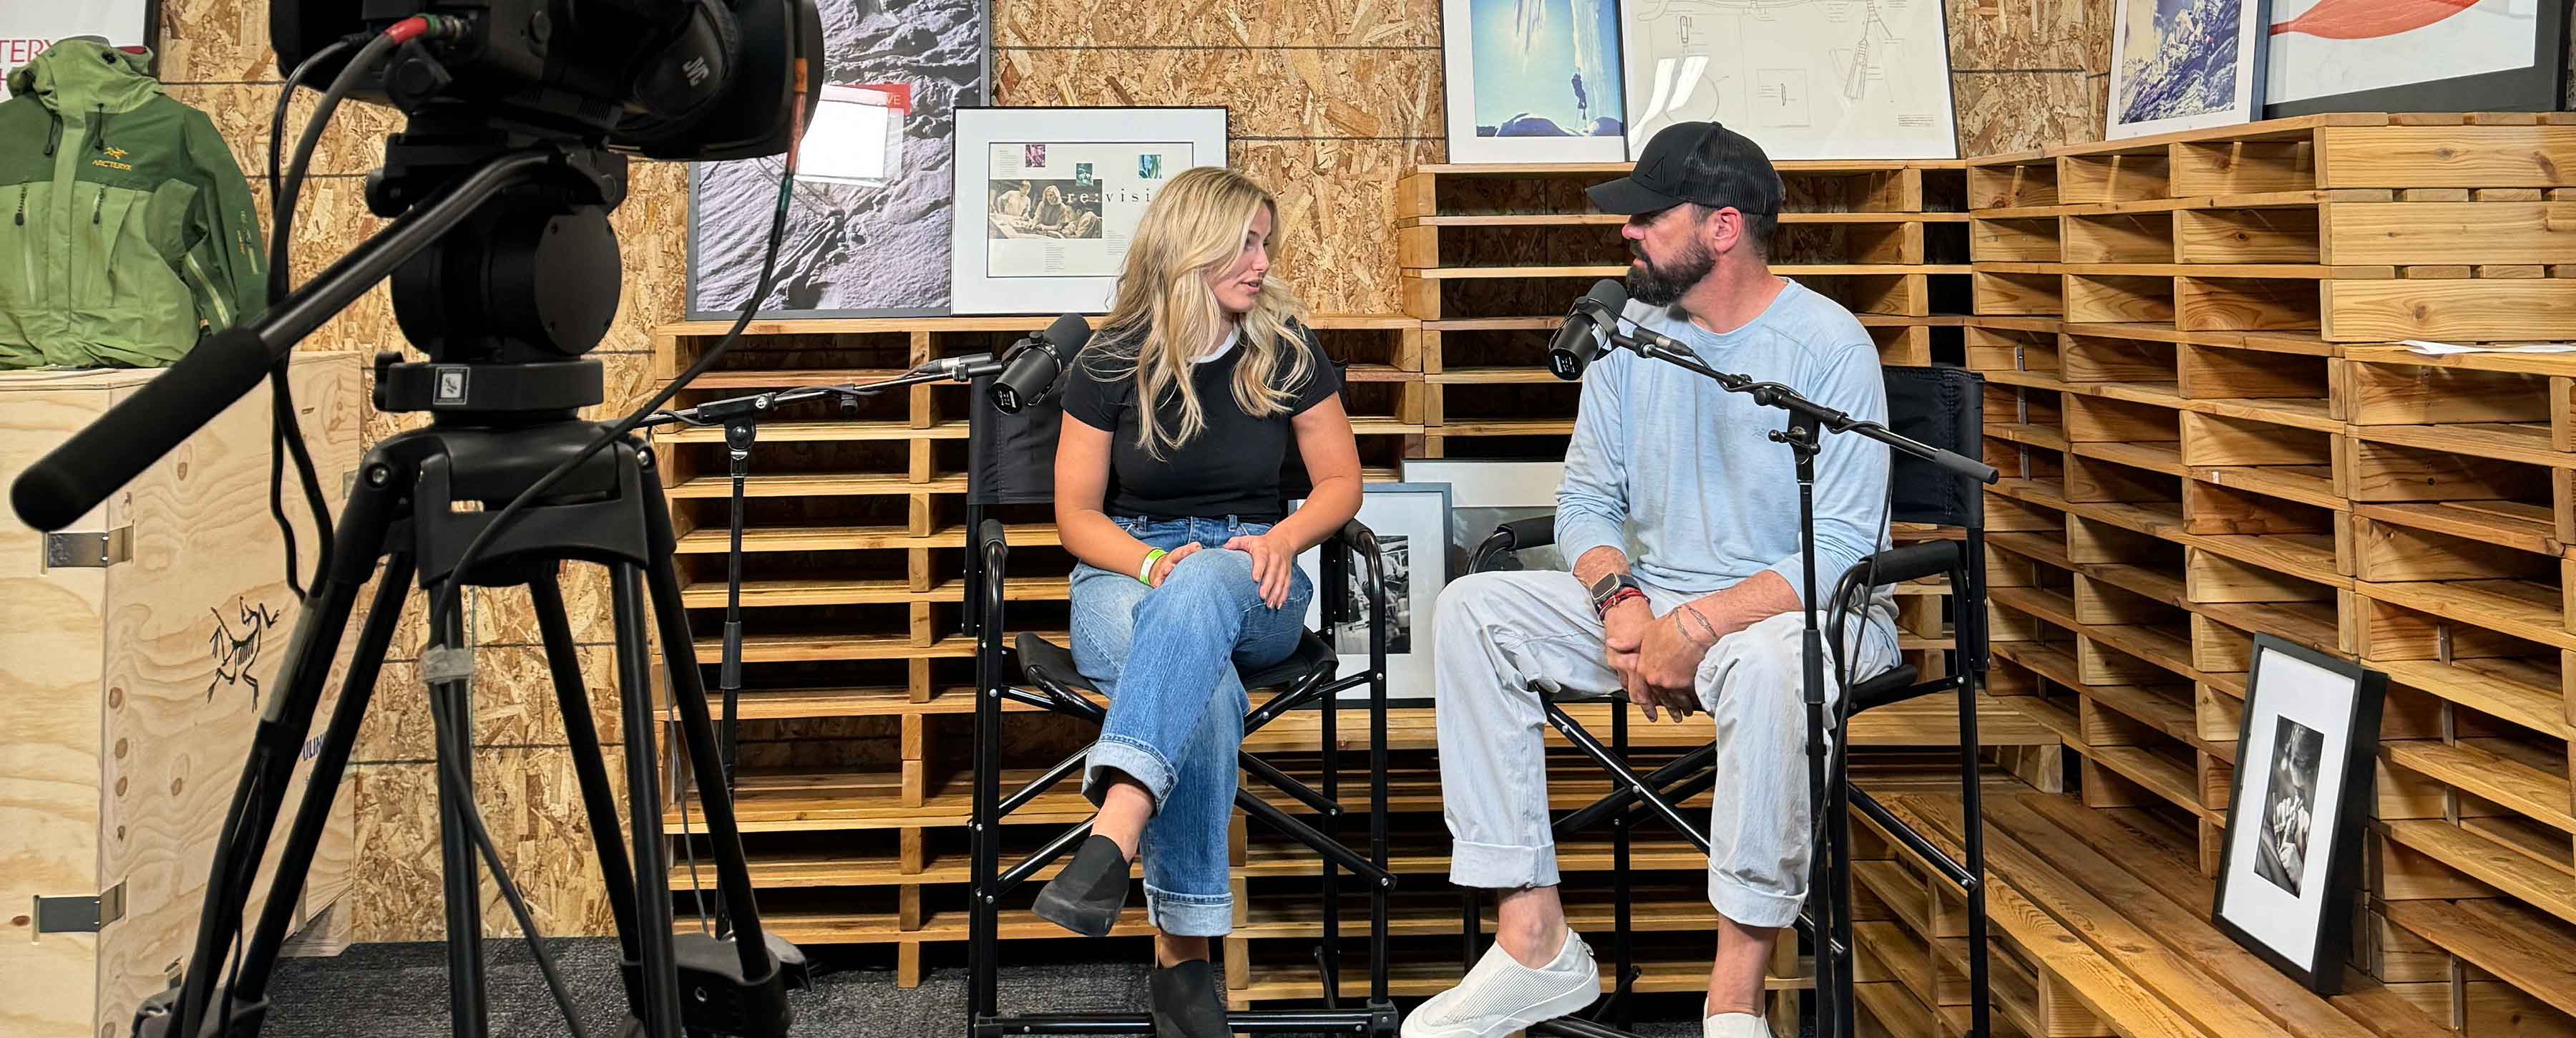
[
  {"xmin": 2209, "ymin": 634, "xmax": 2386, "ymax": 996},
  {"xmin": 2263, "ymin": 0, "xmax": 2570, "ymax": 117}
]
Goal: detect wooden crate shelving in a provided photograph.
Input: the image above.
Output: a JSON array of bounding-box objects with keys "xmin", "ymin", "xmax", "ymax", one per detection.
[
  {"xmin": 1968, "ymin": 112, "xmax": 2576, "ymax": 1036},
  {"xmin": 1962, "ymin": 113, "xmax": 2576, "ymax": 344}
]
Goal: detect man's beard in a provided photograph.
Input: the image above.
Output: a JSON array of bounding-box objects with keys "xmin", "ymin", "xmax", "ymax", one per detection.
[{"xmin": 1625, "ymin": 238, "xmax": 1714, "ymax": 307}]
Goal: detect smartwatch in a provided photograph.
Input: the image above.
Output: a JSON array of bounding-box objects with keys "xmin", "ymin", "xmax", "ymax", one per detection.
[{"xmin": 1589, "ymin": 572, "xmax": 1644, "ymax": 620}]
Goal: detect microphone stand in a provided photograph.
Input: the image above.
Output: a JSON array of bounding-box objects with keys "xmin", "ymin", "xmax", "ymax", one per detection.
[
  {"xmin": 636, "ymin": 358, "xmax": 996, "ymax": 936},
  {"xmin": 1588, "ymin": 321, "xmax": 1996, "ymax": 1038}
]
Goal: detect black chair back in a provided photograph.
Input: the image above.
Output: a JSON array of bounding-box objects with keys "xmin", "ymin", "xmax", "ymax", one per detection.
[{"xmin": 1882, "ymin": 365, "xmax": 1984, "ymax": 533}]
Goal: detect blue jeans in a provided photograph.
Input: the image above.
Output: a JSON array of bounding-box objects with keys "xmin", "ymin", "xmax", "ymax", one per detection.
[{"xmin": 1068, "ymin": 515, "xmax": 1314, "ymax": 937}]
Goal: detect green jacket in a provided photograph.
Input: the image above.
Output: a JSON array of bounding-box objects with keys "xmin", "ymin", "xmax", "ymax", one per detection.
[{"xmin": 0, "ymin": 39, "xmax": 265, "ymax": 369}]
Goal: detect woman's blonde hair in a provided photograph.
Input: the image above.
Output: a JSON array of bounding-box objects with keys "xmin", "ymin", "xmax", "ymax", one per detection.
[{"xmin": 1083, "ymin": 165, "xmax": 1312, "ymax": 458}]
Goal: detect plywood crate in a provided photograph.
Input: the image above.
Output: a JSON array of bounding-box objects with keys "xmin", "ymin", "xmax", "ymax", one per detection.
[{"xmin": 1, "ymin": 352, "xmax": 363, "ymax": 1037}]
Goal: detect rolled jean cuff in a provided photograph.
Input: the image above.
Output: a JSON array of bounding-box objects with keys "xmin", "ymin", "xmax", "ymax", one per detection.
[
  {"xmin": 1083, "ymin": 736, "xmax": 1176, "ymax": 810},
  {"xmin": 1143, "ymin": 883, "xmax": 1234, "ymax": 937},
  {"xmin": 1709, "ymin": 872, "xmax": 1805, "ymax": 929},
  {"xmin": 1448, "ymin": 838, "xmax": 1561, "ymax": 891}
]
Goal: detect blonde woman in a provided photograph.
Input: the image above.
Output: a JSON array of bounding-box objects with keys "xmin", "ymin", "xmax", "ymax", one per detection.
[{"xmin": 1033, "ymin": 166, "xmax": 1362, "ymax": 1034}]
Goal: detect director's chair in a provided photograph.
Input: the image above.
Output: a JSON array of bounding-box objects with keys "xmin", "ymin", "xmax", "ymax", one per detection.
[
  {"xmin": 1458, "ymin": 364, "xmax": 1995, "ymax": 1038},
  {"xmin": 957, "ymin": 367, "xmax": 1400, "ymax": 1037}
]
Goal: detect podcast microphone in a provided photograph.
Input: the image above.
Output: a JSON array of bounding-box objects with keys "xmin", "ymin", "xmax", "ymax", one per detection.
[
  {"xmin": 1546, "ymin": 279, "xmax": 1629, "ymax": 380},
  {"xmin": 990, "ymin": 313, "xmax": 1095, "ymax": 414}
]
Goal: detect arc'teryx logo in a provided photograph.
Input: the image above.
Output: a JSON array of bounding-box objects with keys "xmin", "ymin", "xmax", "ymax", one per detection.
[{"xmin": 208, "ymin": 598, "xmax": 284, "ymax": 701}]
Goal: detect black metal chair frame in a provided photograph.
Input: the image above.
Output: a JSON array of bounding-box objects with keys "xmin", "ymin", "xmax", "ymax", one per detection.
[
  {"xmin": 1457, "ymin": 366, "xmax": 1996, "ymax": 1038},
  {"xmin": 957, "ymin": 374, "xmax": 1401, "ymax": 1037}
]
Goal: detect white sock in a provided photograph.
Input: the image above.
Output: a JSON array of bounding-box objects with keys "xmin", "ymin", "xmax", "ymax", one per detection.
[{"xmin": 1703, "ymin": 1011, "xmax": 1767, "ymax": 1038}]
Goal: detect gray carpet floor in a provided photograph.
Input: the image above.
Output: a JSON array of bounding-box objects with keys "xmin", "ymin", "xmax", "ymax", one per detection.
[{"xmin": 248, "ymin": 938, "xmax": 1727, "ymax": 1037}]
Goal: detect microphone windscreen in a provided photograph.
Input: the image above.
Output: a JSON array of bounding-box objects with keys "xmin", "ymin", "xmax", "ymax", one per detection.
[
  {"xmin": 1581, "ymin": 278, "xmax": 1628, "ymax": 316},
  {"xmin": 1042, "ymin": 312, "xmax": 1093, "ymax": 351}
]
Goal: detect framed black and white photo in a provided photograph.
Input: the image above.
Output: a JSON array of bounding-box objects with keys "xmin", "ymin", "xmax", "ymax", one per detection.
[
  {"xmin": 2264, "ymin": 0, "xmax": 2568, "ymax": 117},
  {"xmin": 2107, "ymin": 0, "xmax": 2270, "ymax": 139},
  {"xmin": 948, "ymin": 106, "xmax": 1229, "ymax": 315},
  {"xmin": 1294, "ymin": 483, "xmax": 1450, "ymax": 704},
  {"xmin": 685, "ymin": 0, "xmax": 991, "ymax": 319},
  {"xmin": 2212, "ymin": 635, "xmax": 2386, "ymax": 996}
]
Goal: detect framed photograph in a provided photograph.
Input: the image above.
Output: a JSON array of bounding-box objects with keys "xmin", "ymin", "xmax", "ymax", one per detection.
[
  {"xmin": 1441, "ymin": 0, "xmax": 1630, "ymax": 164},
  {"xmin": 1616, "ymin": 0, "xmax": 1958, "ymax": 160},
  {"xmin": 684, "ymin": 0, "xmax": 990, "ymax": 319},
  {"xmin": 2107, "ymin": 0, "xmax": 2270, "ymax": 139},
  {"xmin": 2212, "ymin": 635, "xmax": 2386, "ymax": 996},
  {"xmin": 2263, "ymin": 0, "xmax": 2569, "ymax": 117},
  {"xmin": 1402, "ymin": 459, "xmax": 1569, "ymax": 577},
  {"xmin": 948, "ymin": 106, "xmax": 1229, "ymax": 315},
  {"xmin": 1293, "ymin": 484, "xmax": 1451, "ymax": 704}
]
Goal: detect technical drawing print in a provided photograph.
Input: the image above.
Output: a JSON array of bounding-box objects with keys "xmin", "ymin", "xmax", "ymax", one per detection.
[{"xmin": 1617, "ymin": 0, "xmax": 1958, "ymax": 159}]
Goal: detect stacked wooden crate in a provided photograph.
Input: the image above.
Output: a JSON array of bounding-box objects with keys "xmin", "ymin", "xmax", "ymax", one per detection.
[{"xmin": 1962, "ymin": 112, "xmax": 2576, "ymax": 1034}]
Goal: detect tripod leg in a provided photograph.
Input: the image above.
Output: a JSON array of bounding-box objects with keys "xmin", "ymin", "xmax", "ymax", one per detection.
[
  {"xmin": 530, "ymin": 570, "xmax": 646, "ymax": 1007},
  {"xmin": 640, "ymin": 548, "xmax": 777, "ymax": 981},
  {"xmin": 427, "ymin": 592, "xmax": 491, "ymax": 1038},
  {"xmin": 232, "ymin": 553, "xmax": 418, "ymax": 1006},
  {"xmin": 613, "ymin": 563, "xmax": 686, "ymax": 1037},
  {"xmin": 170, "ymin": 460, "xmax": 400, "ymax": 1038}
]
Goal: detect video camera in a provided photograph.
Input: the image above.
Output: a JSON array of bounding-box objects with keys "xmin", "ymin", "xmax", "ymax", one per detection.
[{"xmin": 271, "ymin": 0, "xmax": 823, "ymax": 161}]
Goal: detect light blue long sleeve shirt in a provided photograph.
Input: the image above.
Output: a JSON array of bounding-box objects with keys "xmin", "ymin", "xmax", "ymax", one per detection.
[{"xmin": 1556, "ymin": 278, "xmax": 1898, "ymax": 645}]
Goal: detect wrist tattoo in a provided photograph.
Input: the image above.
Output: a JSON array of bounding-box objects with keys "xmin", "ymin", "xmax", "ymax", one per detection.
[{"xmin": 1677, "ymin": 605, "xmax": 1722, "ymax": 644}]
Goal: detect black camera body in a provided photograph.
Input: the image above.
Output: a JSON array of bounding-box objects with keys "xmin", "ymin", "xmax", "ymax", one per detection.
[{"xmin": 271, "ymin": 0, "xmax": 821, "ymax": 161}]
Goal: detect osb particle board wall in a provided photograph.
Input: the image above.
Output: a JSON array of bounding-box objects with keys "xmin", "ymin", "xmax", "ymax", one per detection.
[{"xmin": 148, "ymin": 0, "xmax": 2125, "ymax": 944}]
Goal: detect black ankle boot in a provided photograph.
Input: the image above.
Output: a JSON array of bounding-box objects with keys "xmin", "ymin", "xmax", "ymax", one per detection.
[
  {"xmin": 1032, "ymin": 835, "xmax": 1129, "ymax": 938},
  {"xmin": 1148, "ymin": 959, "xmax": 1229, "ymax": 1038}
]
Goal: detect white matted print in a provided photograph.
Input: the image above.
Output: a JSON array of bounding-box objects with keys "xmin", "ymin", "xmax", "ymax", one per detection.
[
  {"xmin": 2267, "ymin": 0, "xmax": 2544, "ymax": 107},
  {"xmin": 1618, "ymin": 0, "xmax": 1958, "ymax": 160},
  {"xmin": 2107, "ymin": 0, "xmax": 2270, "ymax": 139},
  {"xmin": 1443, "ymin": 0, "xmax": 1631, "ymax": 164},
  {"xmin": 1294, "ymin": 484, "xmax": 1450, "ymax": 703},
  {"xmin": 2212, "ymin": 635, "xmax": 2384, "ymax": 995},
  {"xmin": 949, "ymin": 107, "xmax": 1228, "ymax": 314}
]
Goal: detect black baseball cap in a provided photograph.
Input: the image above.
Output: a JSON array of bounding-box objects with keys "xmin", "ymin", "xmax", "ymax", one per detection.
[{"xmin": 1587, "ymin": 122, "xmax": 1784, "ymax": 218}]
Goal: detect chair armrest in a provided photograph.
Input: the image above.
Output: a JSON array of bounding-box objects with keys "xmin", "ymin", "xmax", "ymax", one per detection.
[
  {"xmin": 1843, "ymin": 540, "xmax": 1958, "ymax": 588},
  {"xmin": 1470, "ymin": 513, "xmax": 1557, "ymax": 573},
  {"xmin": 979, "ymin": 518, "xmax": 1010, "ymax": 625}
]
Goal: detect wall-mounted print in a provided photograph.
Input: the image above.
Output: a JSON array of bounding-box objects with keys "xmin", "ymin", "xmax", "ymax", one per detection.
[
  {"xmin": 1617, "ymin": 0, "xmax": 1958, "ymax": 160},
  {"xmin": 1442, "ymin": 0, "xmax": 1631, "ymax": 164},
  {"xmin": 686, "ymin": 0, "xmax": 990, "ymax": 319},
  {"xmin": 2108, "ymin": 0, "xmax": 2271, "ymax": 138},
  {"xmin": 2264, "ymin": 0, "xmax": 2568, "ymax": 116},
  {"xmin": 2212, "ymin": 635, "xmax": 2385, "ymax": 996},
  {"xmin": 948, "ymin": 107, "xmax": 1228, "ymax": 316}
]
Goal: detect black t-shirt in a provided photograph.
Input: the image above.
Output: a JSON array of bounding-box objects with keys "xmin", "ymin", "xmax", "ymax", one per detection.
[{"xmin": 1060, "ymin": 324, "xmax": 1342, "ymax": 523}]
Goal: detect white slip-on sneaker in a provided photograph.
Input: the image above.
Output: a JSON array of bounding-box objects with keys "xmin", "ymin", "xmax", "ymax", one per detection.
[
  {"xmin": 1400, "ymin": 931, "xmax": 1601, "ymax": 1038},
  {"xmin": 1703, "ymin": 1011, "xmax": 1770, "ymax": 1038}
]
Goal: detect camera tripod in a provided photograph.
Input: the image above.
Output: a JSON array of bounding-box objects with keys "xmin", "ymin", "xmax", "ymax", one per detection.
[{"xmin": 79, "ymin": 119, "xmax": 802, "ymax": 1038}]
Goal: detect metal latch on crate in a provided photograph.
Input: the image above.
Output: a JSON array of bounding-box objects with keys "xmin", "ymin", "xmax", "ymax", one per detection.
[
  {"xmin": 42, "ymin": 527, "xmax": 131, "ymax": 569},
  {"xmin": 32, "ymin": 883, "xmax": 126, "ymax": 935}
]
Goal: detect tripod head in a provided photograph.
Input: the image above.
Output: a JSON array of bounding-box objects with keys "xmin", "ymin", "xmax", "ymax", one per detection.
[{"xmin": 370, "ymin": 120, "xmax": 627, "ymax": 417}]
